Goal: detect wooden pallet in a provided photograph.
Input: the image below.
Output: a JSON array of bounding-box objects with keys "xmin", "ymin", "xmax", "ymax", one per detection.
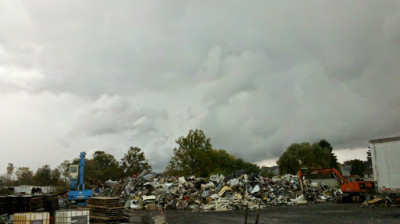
[
  {"xmin": 88, "ymin": 197, "xmax": 120, "ymax": 206},
  {"xmin": 91, "ymin": 222, "xmax": 119, "ymax": 224},
  {"xmin": 90, "ymin": 216, "xmax": 121, "ymax": 223},
  {"xmin": 89, "ymin": 205, "xmax": 123, "ymax": 213},
  {"xmin": 90, "ymin": 220, "xmax": 120, "ymax": 224},
  {"xmin": 90, "ymin": 215, "xmax": 120, "ymax": 220},
  {"xmin": 90, "ymin": 211, "xmax": 122, "ymax": 218},
  {"xmin": 89, "ymin": 197, "xmax": 123, "ymax": 223},
  {"xmin": 89, "ymin": 207, "xmax": 122, "ymax": 212},
  {"xmin": 88, "ymin": 204, "xmax": 124, "ymax": 209}
]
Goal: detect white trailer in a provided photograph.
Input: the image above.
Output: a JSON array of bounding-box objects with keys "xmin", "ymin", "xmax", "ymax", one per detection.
[{"xmin": 369, "ymin": 137, "xmax": 400, "ymax": 194}]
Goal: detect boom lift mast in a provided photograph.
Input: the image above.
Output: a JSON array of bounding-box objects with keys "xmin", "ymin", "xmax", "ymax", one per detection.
[{"xmin": 68, "ymin": 152, "xmax": 93, "ymax": 206}]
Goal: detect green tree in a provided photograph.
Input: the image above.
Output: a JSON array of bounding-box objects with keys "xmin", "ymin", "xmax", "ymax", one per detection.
[
  {"xmin": 34, "ymin": 165, "xmax": 53, "ymax": 185},
  {"xmin": 2, "ymin": 163, "xmax": 15, "ymax": 186},
  {"xmin": 72, "ymin": 151, "xmax": 121, "ymax": 182},
  {"xmin": 121, "ymin": 147, "xmax": 151, "ymax": 176},
  {"xmin": 166, "ymin": 129, "xmax": 213, "ymax": 177},
  {"xmin": 15, "ymin": 167, "xmax": 34, "ymax": 185},
  {"xmin": 276, "ymin": 148, "xmax": 300, "ymax": 175},
  {"xmin": 50, "ymin": 168, "xmax": 62, "ymax": 185},
  {"xmin": 57, "ymin": 160, "xmax": 71, "ymax": 187},
  {"xmin": 260, "ymin": 166, "xmax": 274, "ymax": 178},
  {"xmin": 208, "ymin": 149, "xmax": 260, "ymax": 175},
  {"xmin": 318, "ymin": 139, "xmax": 339, "ymax": 169},
  {"xmin": 208, "ymin": 149, "xmax": 235, "ymax": 175},
  {"xmin": 277, "ymin": 142, "xmax": 331, "ymax": 175},
  {"xmin": 7, "ymin": 163, "xmax": 14, "ymax": 179},
  {"xmin": 32, "ymin": 165, "xmax": 61, "ymax": 186},
  {"xmin": 92, "ymin": 151, "xmax": 121, "ymax": 181},
  {"xmin": 345, "ymin": 159, "xmax": 366, "ymax": 176},
  {"xmin": 234, "ymin": 158, "xmax": 260, "ymax": 174}
]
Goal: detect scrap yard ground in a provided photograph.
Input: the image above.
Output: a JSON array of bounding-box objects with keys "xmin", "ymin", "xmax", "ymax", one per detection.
[{"xmin": 126, "ymin": 203, "xmax": 400, "ymax": 224}]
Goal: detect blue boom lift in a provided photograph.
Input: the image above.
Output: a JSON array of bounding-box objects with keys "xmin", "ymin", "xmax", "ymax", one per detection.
[{"xmin": 67, "ymin": 152, "xmax": 93, "ymax": 206}]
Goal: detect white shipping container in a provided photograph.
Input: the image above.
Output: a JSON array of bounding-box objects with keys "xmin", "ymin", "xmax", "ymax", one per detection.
[
  {"xmin": 13, "ymin": 212, "xmax": 50, "ymax": 224},
  {"xmin": 54, "ymin": 210, "xmax": 89, "ymax": 224},
  {"xmin": 369, "ymin": 137, "xmax": 400, "ymax": 194}
]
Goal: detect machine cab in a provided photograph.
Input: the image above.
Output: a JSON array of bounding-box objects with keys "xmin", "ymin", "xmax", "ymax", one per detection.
[{"xmin": 69, "ymin": 164, "xmax": 79, "ymax": 180}]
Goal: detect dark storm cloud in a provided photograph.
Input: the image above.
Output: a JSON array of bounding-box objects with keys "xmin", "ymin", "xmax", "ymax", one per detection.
[{"xmin": 0, "ymin": 1, "xmax": 399, "ymax": 172}]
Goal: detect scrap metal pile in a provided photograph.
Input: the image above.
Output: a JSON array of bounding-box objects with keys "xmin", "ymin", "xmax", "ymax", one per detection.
[{"xmin": 102, "ymin": 170, "xmax": 341, "ymax": 211}]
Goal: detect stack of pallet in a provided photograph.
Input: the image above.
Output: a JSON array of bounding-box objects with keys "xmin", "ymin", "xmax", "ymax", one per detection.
[{"xmin": 88, "ymin": 197, "xmax": 123, "ymax": 224}]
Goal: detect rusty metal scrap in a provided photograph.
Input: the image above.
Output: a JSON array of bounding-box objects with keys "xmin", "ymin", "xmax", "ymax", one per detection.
[{"xmin": 101, "ymin": 171, "xmax": 340, "ymax": 211}]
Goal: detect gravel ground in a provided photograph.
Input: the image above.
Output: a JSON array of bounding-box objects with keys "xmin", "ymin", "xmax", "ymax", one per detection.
[{"xmin": 125, "ymin": 203, "xmax": 400, "ymax": 224}]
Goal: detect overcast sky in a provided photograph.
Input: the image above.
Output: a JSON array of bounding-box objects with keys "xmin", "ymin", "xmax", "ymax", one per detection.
[{"xmin": 1, "ymin": 1, "xmax": 399, "ymax": 174}]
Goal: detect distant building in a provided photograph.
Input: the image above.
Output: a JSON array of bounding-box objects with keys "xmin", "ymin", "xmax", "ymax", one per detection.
[
  {"xmin": 270, "ymin": 166, "xmax": 280, "ymax": 176},
  {"xmin": 363, "ymin": 162, "xmax": 374, "ymax": 180},
  {"xmin": 341, "ymin": 164, "xmax": 352, "ymax": 176},
  {"xmin": 13, "ymin": 185, "xmax": 57, "ymax": 195},
  {"xmin": 0, "ymin": 186, "xmax": 13, "ymax": 192}
]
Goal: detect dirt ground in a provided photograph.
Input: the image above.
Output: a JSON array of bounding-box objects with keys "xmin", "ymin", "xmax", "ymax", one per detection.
[{"xmin": 126, "ymin": 203, "xmax": 400, "ymax": 224}]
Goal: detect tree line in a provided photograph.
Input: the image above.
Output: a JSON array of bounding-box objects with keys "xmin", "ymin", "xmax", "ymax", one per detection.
[
  {"xmin": 165, "ymin": 129, "xmax": 259, "ymax": 177},
  {"xmin": 277, "ymin": 139, "xmax": 339, "ymax": 174},
  {"xmin": 0, "ymin": 146, "xmax": 152, "ymax": 187},
  {"xmin": 0, "ymin": 164, "xmax": 62, "ymax": 187},
  {"xmin": 1, "ymin": 128, "xmax": 370, "ymax": 188},
  {"xmin": 0, "ymin": 129, "xmax": 260, "ymax": 187},
  {"xmin": 277, "ymin": 139, "xmax": 371, "ymax": 176}
]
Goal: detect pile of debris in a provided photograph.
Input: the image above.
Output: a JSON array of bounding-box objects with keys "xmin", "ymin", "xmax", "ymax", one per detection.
[{"xmin": 102, "ymin": 170, "xmax": 340, "ymax": 211}]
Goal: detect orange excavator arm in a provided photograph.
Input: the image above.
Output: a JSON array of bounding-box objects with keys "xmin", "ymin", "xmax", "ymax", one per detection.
[{"xmin": 298, "ymin": 167, "xmax": 347, "ymax": 192}]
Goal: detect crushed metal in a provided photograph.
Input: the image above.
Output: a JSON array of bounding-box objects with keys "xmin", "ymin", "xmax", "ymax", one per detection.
[{"xmin": 101, "ymin": 170, "xmax": 341, "ymax": 211}]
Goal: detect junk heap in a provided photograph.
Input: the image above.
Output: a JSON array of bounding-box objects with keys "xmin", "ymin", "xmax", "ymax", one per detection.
[{"xmin": 102, "ymin": 170, "xmax": 341, "ymax": 211}]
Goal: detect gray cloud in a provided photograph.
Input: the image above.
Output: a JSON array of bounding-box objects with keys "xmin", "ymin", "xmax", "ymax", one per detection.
[
  {"xmin": 71, "ymin": 95, "xmax": 168, "ymax": 136},
  {"xmin": 1, "ymin": 1, "xmax": 399, "ymax": 173}
]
